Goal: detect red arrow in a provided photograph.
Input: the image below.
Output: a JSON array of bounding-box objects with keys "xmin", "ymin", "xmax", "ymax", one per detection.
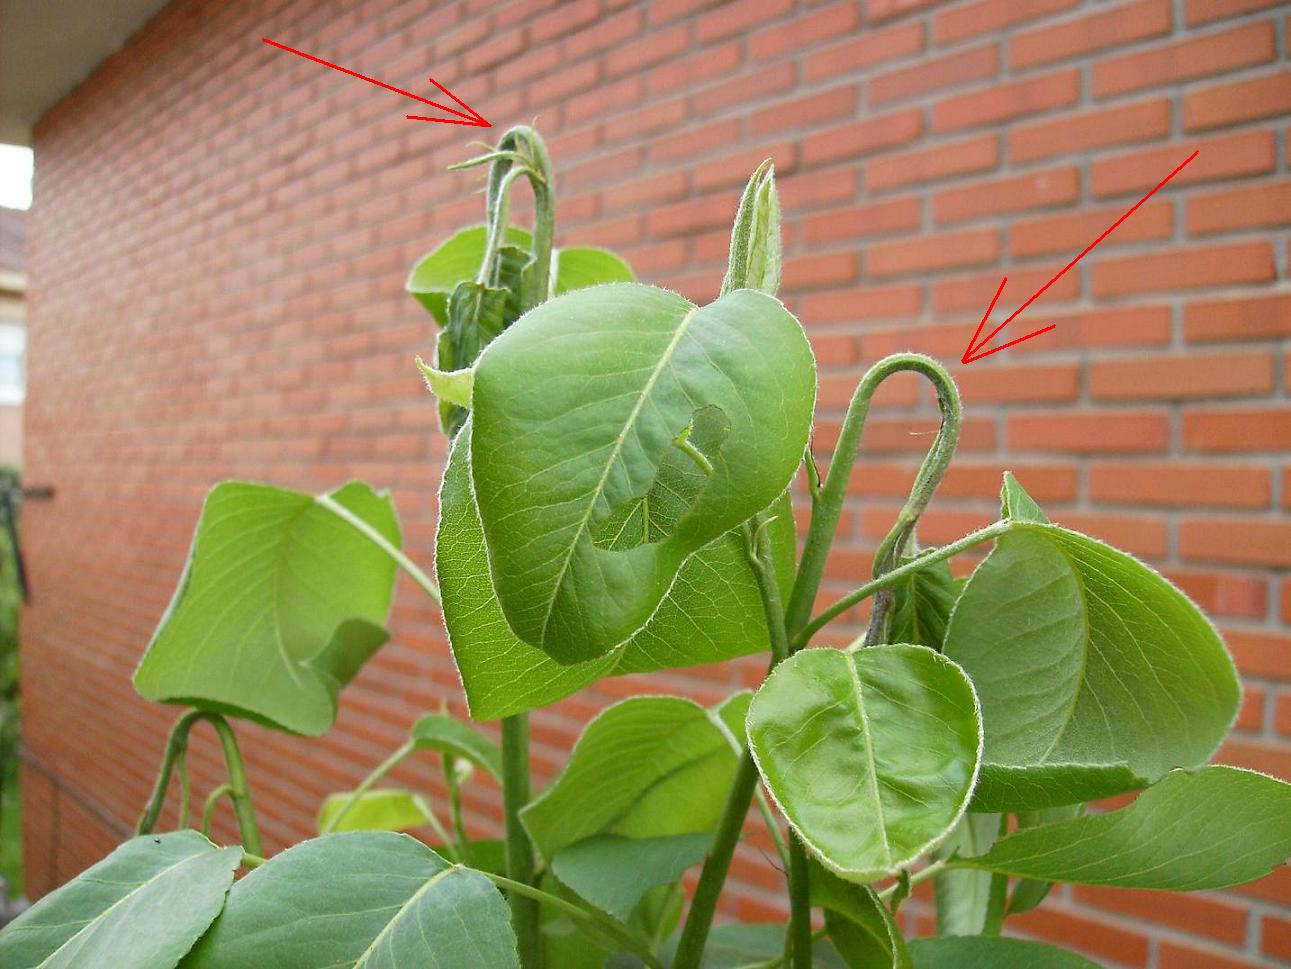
[
  {"xmin": 961, "ymin": 149, "xmax": 1198, "ymax": 364},
  {"xmin": 262, "ymin": 38, "xmax": 490, "ymax": 127}
]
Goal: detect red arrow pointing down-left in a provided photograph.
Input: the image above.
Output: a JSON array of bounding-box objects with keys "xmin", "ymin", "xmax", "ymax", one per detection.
[{"xmin": 262, "ymin": 38, "xmax": 490, "ymax": 127}]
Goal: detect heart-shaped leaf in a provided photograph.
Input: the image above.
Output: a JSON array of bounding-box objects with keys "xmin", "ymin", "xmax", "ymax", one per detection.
[
  {"xmin": 748, "ymin": 645, "xmax": 982, "ymax": 883},
  {"xmin": 944, "ymin": 509, "xmax": 1239, "ymax": 811},
  {"xmin": 0, "ymin": 832, "xmax": 238, "ymax": 969},
  {"xmin": 316, "ymin": 789, "xmax": 434, "ymax": 834},
  {"xmin": 959, "ymin": 766, "xmax": 1291, "ymax": 890},
  {"xmin": 908, "ymin": 937, "xmax": 1099, "ymax": 968},
  {"xmin": 435, "ymin": 422, "xmax": 795, "ymax": 720},
  {"xmin": 183, "ymin": 832, "xmax": 517, "ymax": 968},
  {"xmin": 521, "ymin": 693, "xmax": 749, "ymax": 863},
  {"xmin": 134, "ymin": 481, "xmax": 400, "ymax": 736},
  {"xmin": 470, "ymin": 283, "xmax": 815, "ymax": 662}
]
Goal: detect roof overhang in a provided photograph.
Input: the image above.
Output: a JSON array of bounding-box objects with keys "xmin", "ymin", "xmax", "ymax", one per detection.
[{"xmin": 1, "ymin": 0, "xmax": 170, "ymax": 145}]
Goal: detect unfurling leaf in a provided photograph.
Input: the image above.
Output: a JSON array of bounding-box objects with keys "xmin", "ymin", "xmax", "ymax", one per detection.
[
  {"xmin": 748, "ymin": 645, "xmax": 982, "ymax": 883},
  {"xmin": 183, "ymin": 833, "xmax": 518, "ymax": 969},
  {"xmin": 416, "ymin": 356, "xmax": 473, "ymax": 407},
  {"xmin": 722, "ymin": 160, "xmax": 781, "ymax": 297},
  {"xmin": 471, "ymin": 283, "xmax": 815, "ymax": 662},
  {"xmin": 0, "ymin": 832, "xmax": 238, "ymax": 969},
  {"xmin": 958, "ymin": 766, "xmax": 1291, "ymax": 890},
  {"xmin": 887, "ymin": 554, "xmax": 959, "ymax": 651},
  {"xmin": 134, "ymin": 481, "xmax": 399, "ymax": 736},
  {"xmin": 405, "ymin": 225, "xmax": 532, "ymax": 326}
]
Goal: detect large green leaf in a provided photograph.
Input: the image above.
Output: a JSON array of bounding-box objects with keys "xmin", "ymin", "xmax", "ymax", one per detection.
[
  {"xmin": 811, "ymin": 860, "xmax": 912, "ymax": 969},
  {"xmin": 436, "ymin": 422, "xmax": 796, "ymax": 720},
  {"xmin": 409, "ymin": 713, "xmax": 503, "ymax": 782},
  {"xmin": 909, "ymin": 937, "xmax": 1099, "ymax": 968},
  {"xmin": 0, "ymin": 831, "xmax": 238, "ymax": 969},
  {"xmin": 470, "ymin": 283, "xmax": 815, "ymax": 662},
  {"xmin": 553, "ymin": 247, "xmax": 634, "ymax": 295},
  {"xmin": 887, "ymin": 555, "xmax": 958, "ymax": 650},
  {"xmin": 316, "ymin": 789, "xmax": 434, "ymax": 834},
  {"xmin": 747, "ymin": 645, "xmax": 981, "ymax": 883},
  {"xmin": 183, "ymin": 832, "xmax": 517, "ymax": 968},
  {"xmin": 657, "ymin": 924, "xmax": 848, "ymax": 969},
  {"xmin": 959, "ymin": 766, "xmax": 1291, "ymax": 890},
  {"xmin": 521, "ymin": 694, "xmax": 749, "ymax": 863},
  {"xmin": 134, "ymin": 481, "xmax": 400, "ymax": 736},
  {"xmin": 551, "ymin": 832, "xmax": 711, "ymax": 921},
  {"xmin": 944, "ymin": 513, "xmax": 1240, "ymax": 811}
]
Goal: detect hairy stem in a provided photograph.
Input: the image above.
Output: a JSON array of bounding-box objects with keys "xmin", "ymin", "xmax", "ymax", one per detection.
[
  {"xmin": 501, "ymin": 714, "xmax": 541, "ymax": 969},
  {"xmin": 783, "ymin": 353, "xmax": 962, "ymax": 646},
  {"xmin": 321, "ymin": 739, "xmax": 414, "ymax": 834},
  {"xmin": 793, "ymin": 521, "xmax": 1008, "ymax": 650},
  {"xmin": 202, "ymin": 784, "xmax": 233, "ymax": 839}
]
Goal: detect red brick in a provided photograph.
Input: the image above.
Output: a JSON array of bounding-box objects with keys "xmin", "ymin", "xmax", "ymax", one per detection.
[
  {"xmin": 1090, "ymin": 462, "xmax": 1271, "ymax": 509},
  {"xmin": 1263, "ymin": 914, "xmax": 1291, "ymax": 960},
  {"xmin": 870, "ymin": 44, "xmax": 998, "ymax": 106},
  {"xmin": 932, "ymin": 261, "xmax": 1079, "ymax": 314},
  {"xmin": 1092, "ymin": 131, "xmax": 1276, "ymax": 198},
  {"xmin": 1185, "ymin": 294, "xmax": 1291, "ymax": 343},
  {"xmin": 1008, "ymin": 411, "xmax": 1172, "ymax": 453},
  {"xmin": 751, "ymin": 85, "xmax": 858, "ymax": 137},
  {"xmin": 1185, "ymin": 0, "xmax": 1287, "ymax": 25},
  {"xmin": 1185, "ymin": 70, "xmax": 1291, "ymax": 132},
  {"xmin": 694, "ymin": 62, "xmax": 796, "ymax": 116},
  {"xmin": 933, "ymin": 0, "xmax": 1079, "ymax": 45},
  {"xmin": 869, "ymin": 0, "xmax": 939, "ymax": 23},
  {"xmin": 1090, "ymin": 351, "xmax": 1275, "ymax": 401},
  {"xmin": 650, "ymin": 41, "xmax": 741, "ymax": 94},
  {"xmin": 1008, "ymin": 99, "xmax": 1172, "ymax": 164},
  {"xmin": 696, "ymin": 0, "xmax": 793, "ymax": 42},
  {"xmin": 1160, "ymin": 941, "xmax": 1260, "ymax": 969},
  {"xmin": 1092, "ymin": 242, "xmax": 1276, "ymax": 298},
  {"xmin": 693, "ymin": 142, "xmax": 797, "ymax": 192},
  {"xmin": 1010, "ymin": 0, "xmax": 1172, "ymax": 70},
  {"xmin": 1184, "ymin": 408, "xmax": 1291, "ymax": 453},
  {"xmin": 933, "ymin": 165, "xmax": 1079, "ymax": 224},
  {"xmin": 802, "ymin": 198, "xmax": 922, "ymax": 245},
  {"xmin": 865, "ymin": 228, "xmax": 1000, "ymax": 278},
  {"xmin": 1011, "ymin": 199, "xmax": 1172, "ymax": 259},
  {"xmin": 1182, "ymin": 519, "xmax": 1291, "ymax": 568},
  {"xmin": 781, "ymin": 251, "xmax": 858, "ymax": 290},
  {"xmin": 955, "ymin": 362, "xmax": 1080, "ymax": 403},
  {"xmin": 804, "ymin": 21, "xmax": 925, "ymax": 83},
  {"xmin": 1225, "ymin": 629, "xmax": 1291, "ymax": 679},
  {"xmin": 1094, "ymin": 21, "xmax": 1276, "ymax": 97},
  {"xmin": 866, "ymin": 133, "xmax": 998, "ymax": 192},
  {"xmin": 802, "ymin": 109, "xmax": 923, "ymax": 167},
  {"xmin": 606, "ymin": 24, "xmax": 689, "ymax": 77},
  {"xmin": 1014, "ymin": 306, "xmax": 1173, "ymax": 352},
  {"xmin": 1187, "ymin": 180, "xmax": 1291, "ymax": 236},
  {"xmin": 1011, "ymin": 903, "xmax": 1151, "ymax": 967},
  {"xmin": 749, "ymin": 1, "xmax": 860, "ymax": 62},
  {"xmin": 932, "ymin": 69, "xmax": 1079, "ymax": 132},
  {"xmin": 799, "ymin": 284, "xmax": 923, "ymax": 324},
  {"xmin": 1167, "ymin": 569, "xmax": 1268, "ymax": 619}
]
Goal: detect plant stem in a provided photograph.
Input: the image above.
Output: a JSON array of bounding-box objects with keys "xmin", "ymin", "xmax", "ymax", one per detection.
[
  {"xmin": 877, "ymin": 858, "xmax": 948, "ymax": 902},
  {"xmin": 176, "ymin": 746, "xmax": 191, "ymax": 829},
  {"xmin": 786, "ymin": 834, "xmax": 814, "ymax": 969},
  {"xmin": 137, "ymin": 710, "xmax": 205, "ymax": 835},
  {"xmin": 316, "ymin": 495, "xmax": 440, "ymax": 605},
  {"xmin": 792, "ymin": 521, "xmax": 1008, "ymax": 650},
  {"xmin": 202, "ymin": 784, "xmax": 233, "ymax": 838},
  {"xmin": 321, "ymin": 739, "xmax": 414, "ymax": 834},
  {"xmin": 755, "ymin": 788, "xmax": 791, "ymax": 873},
  {"xmin": 501, "ymin": 713, "xmax": 541, "ymax": 969},
  {"xmin": 783, "ymin": 353, "xmax": 962, "ymax": 646},
  {"xmin": 483, "ymin": 871, "xmax": 664, "ymax": 969},
  {"xmin": 443, "ymin": 754, "xmax": 473, "ymax": 865},
  {"xmin": 240, "ymin": 851, "xmax": 266, "ymax": 870}
]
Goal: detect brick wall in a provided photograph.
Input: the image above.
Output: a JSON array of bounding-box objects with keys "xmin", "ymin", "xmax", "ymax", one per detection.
[{"xmin": 19, "ymin": 0, "xmax": 1291, "ymax": 965}]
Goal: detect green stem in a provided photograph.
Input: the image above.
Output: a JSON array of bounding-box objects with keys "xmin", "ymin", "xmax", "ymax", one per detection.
[
  {"xmin": 240, "ymin": 851, "xmax": 267, "ymax": 870},
  {"xmin": 755, "ymin": 788, "xmax": 791, "ymax": 874},
  {"xmin": 202, "ymin": 784, "xmax": 233, "ymax": 838},
  {"xmin": 483, "ymin": 871, "xmax": 664, "ymax": 969},
  {"xmin": 792, "ymin": 521, "xmax": 1008, "ymax": 651},
  {"xmin": 483, "ymin": 126, "xmax": 555, "ymax": 307},
  {"xmin": 413, "ymin": 794, "xmax": 459, "ymax": 862},
  {"xmin": 783, "ymin": 353, "xmax": 962, "ymax": 646},
  {"xmin": 501, "ymin": 714, "xmax": 541, "ymax": 969},
  {"xmin": 877, "ymin": 858, "xmax": 948, "ymax": 902},
  {"xmin": 322, "ymin": 739, "xmax": 414, "ymax": 834},
  {"xmin": 443, "ymin": 754, "xmax": 473, "ymax": 865},
  {"xmin": 786, "ymin": 835, "xmax": 814, "ymax": 969},
  {"xmin": 137, "ymin": 710, "xmax": 204, "ymax": 835},
  {"xmin": 316, "ymin": 495, "xmax": 440, "ymax": 604},
  {"xmin": 176, "ymin": 746, "xmax": 191, "ymax": 829}
]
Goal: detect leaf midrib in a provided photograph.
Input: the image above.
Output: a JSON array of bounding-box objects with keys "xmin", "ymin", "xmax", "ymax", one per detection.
[
  {"xmin": 538, "ymin": 304, "xmax": 700, "ymax": 644},
  {"xmin": 352, "ymin": 864, "xmax": 457, "ymax": 968}
]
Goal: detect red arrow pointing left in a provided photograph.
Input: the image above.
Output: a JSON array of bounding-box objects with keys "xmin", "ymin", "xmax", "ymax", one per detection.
[{"xmin": 262, "ymin": 38, "xmax": 490, "ymax": 127}]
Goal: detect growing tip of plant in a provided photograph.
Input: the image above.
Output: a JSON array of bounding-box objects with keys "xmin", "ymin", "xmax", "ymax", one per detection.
[{"xmin": 722, "ymin": 159, "xmax": 781, "ymax": 298}]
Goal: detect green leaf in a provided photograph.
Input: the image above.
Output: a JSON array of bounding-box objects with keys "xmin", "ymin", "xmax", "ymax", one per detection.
[
  {"xmin": 316, "ymin": 789, "xmax": 434, "ymax": 834},
  {"xmin": 470, "ymin": 283, "xmax": 815, "ymax": 662},
  {"xmin": 0, "ymin": 831, "xmax": 238, "ymax": 969},
  {"xmin": 960, "ymin": 766, "xmax": 1291, "ymax": 890},
  {"xmin": 406, "ymin": 225, "xmax": 532, "ymax": 325},
  {"xmin": 1007, "ymin": 803, "xmax": 1083, "ymax": 917},
  {"xmin": 435, "ymin": 421, "xmax": 796, "ymax": 720},
  {"xmin": 722, "ymin": 161, "xmax": 781, "ymax": 297},
  {"xmin": 183, "ymin": 832, "xmax": 517, "ymax": 968},
  {"xmin": 521, "ymin": 694, "xmax": 749, "ymax": 863},
  {"xmin": 811, "ymin": 860, "xmax": 912, "ymax": 969},
  {"xmin": 888, "ymin": 555, "xmax": 958, "ymax": 651},
  {"xmin": 909, "ymin": 937, "xmax": 1099, "ymax": 969},
  {"xmin": 658, "ymin": 924, "xmax": 848, "ymax": 969},
  {"xmin": 553, "ymin": 247, "xmax": 634, "ymax": 295},
  {"xmin": 409, "ymin": 713, "xmax": 503, "ymax": 781},
  {"xmin": 134, "ymin": 481, "xmax": 400, "ymax": 736},
  {"xmin": 551, "ymin": 832, "xmax": 711, "ymax": 921},
  {"xmin": 933, "ymin": 812, "xmax": 999, "ymax": 936},
  {"xmin": 748, "ymin": 645, "xmax": 982, "ymax": 883},
  {"xmin": 416, "ymin": 356, "xmax": 473, "ymax": 407},
  {"xmin": 999, "ymin": 471, "xmax": 1049, "ymax": 524},
  {"xmin": 944, "ymin": 521, "xmax": 1240, "ymax": 811}
]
